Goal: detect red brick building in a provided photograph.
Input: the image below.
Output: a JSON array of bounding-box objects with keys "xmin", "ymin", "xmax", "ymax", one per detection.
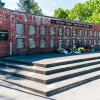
[{"xmin": 0, "ymin": 8, "xmax": 100, "ymax": 57}]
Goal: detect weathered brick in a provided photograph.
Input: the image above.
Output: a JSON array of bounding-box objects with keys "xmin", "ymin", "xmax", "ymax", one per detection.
[{"xmin": 0, "ymin": 8, "xmax": 100, "ymax": 57}]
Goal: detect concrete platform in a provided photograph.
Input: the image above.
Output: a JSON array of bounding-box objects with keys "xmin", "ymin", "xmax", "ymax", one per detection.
[
  {"xmin": 0, "ymin": 51, "xmax": 100, "ymax": 96},
  {"xmin": 4, "ymin": 51, "xmax": 100, "ymax": 66}
]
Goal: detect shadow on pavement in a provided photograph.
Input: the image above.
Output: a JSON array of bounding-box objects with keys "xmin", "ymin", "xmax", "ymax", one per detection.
[{"xmin": 0, "ymin": 83, "xmax": 55, "ymax": 100}]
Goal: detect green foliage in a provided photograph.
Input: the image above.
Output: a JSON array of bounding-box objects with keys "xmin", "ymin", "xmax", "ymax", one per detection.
[
  {"xmin": 54, "ymin": 0, "xmax": 100, "ymax": 24},
  {"xmin": 54, "ymin": 8, "xmax": 66, "ymax": 19},
  {"xmin": 65, "ymin": 9, "xmax": 70, "ymax": 19},
  {"xmin": 84, "ymin": 13, "xmax": 100, "ymax": 24},
  {"xmin": 17, "ymin": 0, "xmax": 43, "ymax": 15},
  {"xmin": 0, "ymin": 0, "xmax": 5, "ymax": 7}
]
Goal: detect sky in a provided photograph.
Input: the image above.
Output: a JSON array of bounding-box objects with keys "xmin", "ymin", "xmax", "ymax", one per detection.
[{"xmin": 3, "ymin": 0, "xmax": 88, "ymax": 16}]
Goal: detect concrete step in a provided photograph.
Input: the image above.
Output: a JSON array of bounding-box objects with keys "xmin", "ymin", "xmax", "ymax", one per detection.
[
  {"xmin": 0, "ymin": 59, "xmax": 100, "ymax": 75},
  {"xmin": 0, "ymin": 61, "xmax": 35, "ymax": 72},
  {"xmin": 33, "ymin": 59, "xmax": 100, "ymax": 75},
  {"xmin": 0, "ymin": 66, "xmax": 45, "ymax": 83},
  {"xmin": 3, "ymin": 53, "xmax": 100, "ymax": 68},
  {"xmin": 0, "ymin": 70, "xmax": 100, "ymax": 96},
  {"xmin": 0, "ymin": 64, "xmax": 100, "ymax": 84},
  {"xmin": 2, "ymin": 59, "xmax": 32, "ymax": 66},
  {"xmin": 33, "ymin": 54, "xmax": 100, "ymax": 67}
]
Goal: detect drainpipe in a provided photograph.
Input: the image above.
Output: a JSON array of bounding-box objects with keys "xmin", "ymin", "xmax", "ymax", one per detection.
[{"xmin": 9, "ymin": 13, "xmax": 13, "ymax": 55}]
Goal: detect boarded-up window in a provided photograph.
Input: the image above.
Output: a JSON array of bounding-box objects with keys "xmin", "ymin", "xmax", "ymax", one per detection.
[
  {"xmin": 58, "ymin": 39, "xmax": 63, "ymax": 47},
  {"xmin": 89, "ymin": 31, "xmax": 92, "ymax": 37},
  {"xmin": 58, "ymin": 28, "xmax": 63, "ymax": 36},
  {"xmin": 72, "ymin": 39, "xmax": 76, "ymax": 46},
  {"xmin": 98, "ymin": 40, "xmax": 100, "ymax": 45},
  {"xmin": 93, "ymin": 40, "xmax": 97, "ymax": 45},
  {"xmin": 16, "ymin": 39, "xmax": 25, "ymax": 49},
  {"xmin": 16, "ymin": 23, "xmax": 24, "ymax": 34},
  {"xmin": 29, "ymin": 25, "xmax": 36, "ymax": 35},
  {"xmin": 50, "ymin": 27, "xmax": 55, "ymax": 35},
  {"xmin": 40, "ymin": 26, "xmax": 46, "ymax": 35},
  {"xmin": 66, "ymin": 39, "xmax": 70, "ymax": 47},
  {"xmin": 40, "ymin": 39, "xmax": 46, "ymax": 48},
  {"xmin": 29, "ymin": 39, "xmax": 36, "ymax": 48},
  {"xmin": 98, "ymin": 32, "xmax": 100, "ymax": 37},
  {"xmin": 78, "ymin": 30, "xmax": 82, "ymax": 37},
  {"xmin": 50, "ymin": 39, "xmax": 55, "ymax": 47},
  {"xmin": 72, "ymin": 29, "xmax": 77, "ymax": 37},
  {"xmin": 94, "ymin": 31, "xmax": 97, "ymax": 37},
  {"xmin": 84, "ymin": 30, "xmax": 88, "ymax": 37},
  {"xmin": 84, "ymin": 39, "xmax": 88, "ymax": 45},
  {"xmin": 66, "ymin": 28, "xmax": 70, "ymax": 36},
  {"xmin": 89, "ymin": 39, "xmax": 92, "ymax": 45}
]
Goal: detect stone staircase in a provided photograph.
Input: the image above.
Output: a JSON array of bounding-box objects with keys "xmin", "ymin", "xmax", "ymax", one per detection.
[{"xmin": 0, "ymin": 53, "xmax": 100, "ymax": 96}]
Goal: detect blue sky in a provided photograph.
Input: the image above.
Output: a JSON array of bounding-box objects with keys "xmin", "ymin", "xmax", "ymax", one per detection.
[{"xmin": 3, "ymin": 0, "xmax": 88, "ymax": 16}]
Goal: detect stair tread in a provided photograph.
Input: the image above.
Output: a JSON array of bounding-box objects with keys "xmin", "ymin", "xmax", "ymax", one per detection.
[
  {"xmin": 33, "ymin": 59, "xmax": 100, "ymax": 72},
  {"xmin": 46, "ymin": 70, "xmax": 100, "ymax": 92},
  {"xmin": 0, "ymin": 61, "xmax": 34, "ymax": 69},
  {"xmin": 1, "ymin": 53, "xmax": 100, "ymax": 96},
  {"xmin": 0, "ymin": 64, "xmax": 100, "ymax": 81},
  {"xmin": 33, "ymin": 53, "xmax": 100, "ymax": 65},
  {"xmin": 0, "ymin": 70, "xmax": 100, "ymax": 92},
  {"xmin": 0, "ymin": 59, "xmax": 100, "ymax": 73},
  {"xmin": 0, "ymin": 67, "xmax": 43, "ymax": 79}
]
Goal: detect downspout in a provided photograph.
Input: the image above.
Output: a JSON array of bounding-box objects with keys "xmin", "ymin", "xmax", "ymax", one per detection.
[{"xmin": 9, "ymin": 12, "xmax": 13, "ymax": 55}]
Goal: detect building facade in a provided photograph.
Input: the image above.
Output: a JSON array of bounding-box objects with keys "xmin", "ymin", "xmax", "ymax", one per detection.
[{"xmin": 0, "ymin": 8, "xmax": 100, "ymax": 57}]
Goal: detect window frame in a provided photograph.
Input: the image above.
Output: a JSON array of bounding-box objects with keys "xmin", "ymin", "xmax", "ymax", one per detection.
[
  {"xmin": 50, "ymin": 39, "xmax": 55, "ymax": 47},
  {"xmin": 50, "ymin": 26, "xmax": 55, "ymax": 36},
  {"xmin": 29, "ymin": 24, "xmax": 36, "ymax": 35},
  {"xmin": 40, "ymin": 25, "xmax": 46, "ymax": 35},
  {"xmin": 16, "ymin": 23, "xmax": 24, "ymax": 35},
  {"xmin": 78, "ymin": 29, "xmax": 82, "ymax": 37},
  {"xmin": 16, "ymin": 38, "xmax": 25, "ymax": 49},
  {"xmin": 89, "ymin": 30, "xmax": 92, "ymax": 37},
  {"xmin": 58, "ymin": 39, "xmax": 63, "ymax": 47},
  {"xmin": 40, "ymin": 38, "xmax": 46, "ymax": 48},
  {"xmin": 29, "ymin": 38, "xmax": 36, "ymax": 48},
  {"xmin": 72, "ymin": 29, "xmax": 77, "ymax": 37},
  {"xmin": 65, "ymin": 28, "xmax": 70, "ymax": 36},
  {"xmin": 93, "ymin": 39, "xmax": 97, "ymax": 46},
  {"xmin": 84, "ymin": 30, "xmax": 88, "ymax": 37},
  {"xmin": 58, "ymin": 27, "xmax": 63, "ymax": 36},
  {"xmin": 66, "ymin": 39, "xmax": 70, "ymax": 47}
]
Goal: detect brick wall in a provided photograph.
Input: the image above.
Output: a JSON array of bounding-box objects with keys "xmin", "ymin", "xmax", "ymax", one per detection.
[
  {"xmin": 0, "ymin": 8, "xmax": 10, "ymax": 57},
  {"xmin": 0, "ymin": 8, "xmax": 100, "ymax": 57}
]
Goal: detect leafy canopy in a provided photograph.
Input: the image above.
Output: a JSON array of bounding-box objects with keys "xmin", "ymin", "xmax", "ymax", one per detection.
[
  {"xmin": 0, "ymin": 0, "xmax": 5, "ymax": 7},
  {"xmin": 17, "ymin": 0, "xmax": 43, "ymax": 15},
  {"xmin": 54, "ymin": 0, "xmax": 100, "ymax": 24}
]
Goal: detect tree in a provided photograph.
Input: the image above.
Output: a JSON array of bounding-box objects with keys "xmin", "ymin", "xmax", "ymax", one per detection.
[
  {"xmin": 84, "ymin": 12, "xmax": 100, "ymax": 24},
  {"xmin": 17, "ymin": 0, "xmax": 43, "ymax": 15},
  {"xmin": 67, "ymin": 3, "xmax": 85, "ymax": 21},
  {"xmin": 65, "ymin": 9, "xmax": 70, "ymax": 19},
  {"xmin": 0, "ymin": 0, "xmax": 5, "ymax": 7},
  {"xmin": 54, "ymin": 8, "xmax": 66, "ymax": 19},
  {"xmin": 53, "ymin": 0, "xmax": 100, "ymax": 24}
]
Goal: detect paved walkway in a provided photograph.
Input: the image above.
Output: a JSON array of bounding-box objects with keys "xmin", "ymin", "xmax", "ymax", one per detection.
[
  {"xmin": 51, "ymin": 79, "xmax": 100, "ymax": 100},
  {"xmin": 0, "ymin": 79, "xmax": 53, "ymax": 100},
  {"xmin": 0, "ymin": 79, "xmax": 100, "ymax": 100}
]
